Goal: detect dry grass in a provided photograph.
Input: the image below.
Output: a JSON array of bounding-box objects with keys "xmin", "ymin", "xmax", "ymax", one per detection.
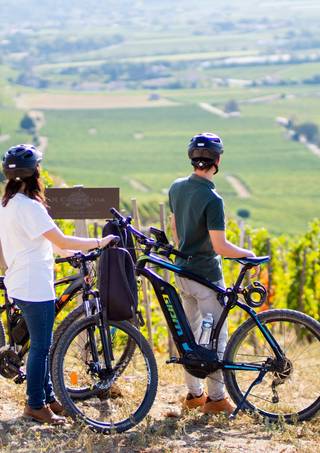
[
  {"xmin": 14, "ymin": 93, "xmax": 178, "ymax": 110},
  {"xmin": 0, "ymin": 355, "xmax": 319, "ymax": 452}
]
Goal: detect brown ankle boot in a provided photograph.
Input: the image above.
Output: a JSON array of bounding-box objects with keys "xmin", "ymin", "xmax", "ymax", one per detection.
[
  {"xmin": 23, "ymin": 404, "xmax": 66, "ymax": 425},
  {"xmin": 182, "ymin": 392, "xmax": 207, "ymax": 410},
  {"xmin": 48, "ymin": 400, "xmax": 64, "ymax": 415},
  {"xmin": 200, "ymin": 397, "xmax": 234, "ymax": 415}
]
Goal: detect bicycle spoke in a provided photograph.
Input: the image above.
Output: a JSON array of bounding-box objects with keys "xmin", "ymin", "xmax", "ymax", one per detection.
[
  {"xmin": 225, "ymin": 313, "xmax": 320, "ymax": 420},
  {"xmin": 56, "ymin": 319, "xmax": 157, "ymax": 432}
]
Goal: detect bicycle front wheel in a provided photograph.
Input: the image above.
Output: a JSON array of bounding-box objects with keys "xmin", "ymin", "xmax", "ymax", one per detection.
[
  {"xmin": 52, "ymin": 316, "xmax": 158, "ymax": 433},
  {"xmin": 50, "ymin": 305, "xmax": 136, "ymax": 399},
  {"xmin": 224, "ymin": 309, "xmax": 320, "ymax": 422}
]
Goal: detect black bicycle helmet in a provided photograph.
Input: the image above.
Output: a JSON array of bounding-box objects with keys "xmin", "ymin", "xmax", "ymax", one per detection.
[
  {"xmin": 188, "ymin": 132, "xmax": 224, "ymax": 160},
  {"xmin": 2, "ymin": 144, "xmax": 42, "ymax": 180},
  {"xmin": 188, "ymin": 132, "xmax": 223, "ymax": 172}
]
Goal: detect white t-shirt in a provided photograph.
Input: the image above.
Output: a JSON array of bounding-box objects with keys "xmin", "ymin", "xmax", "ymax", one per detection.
[{"xmin": 0, "ymin": 193, "xmax": 56, "ymax": 301}]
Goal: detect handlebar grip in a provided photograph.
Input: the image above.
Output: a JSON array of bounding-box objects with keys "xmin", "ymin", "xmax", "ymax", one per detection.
[
  {"xmin": 110, "ymin": 207, "xmax": 123, "ymax": 221},
  {"xmin": 55, "ymin": 257, "xmax": 70, "ymax": 264}
]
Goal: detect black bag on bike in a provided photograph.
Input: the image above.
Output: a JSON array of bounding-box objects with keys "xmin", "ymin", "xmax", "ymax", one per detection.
[
  {"xmin": 99, "ymin": 247, "xmax": 138, "ymax": 321},
  {"xmin": 102, "ymin": 220, "xmax": 137, "ymax": 263}
]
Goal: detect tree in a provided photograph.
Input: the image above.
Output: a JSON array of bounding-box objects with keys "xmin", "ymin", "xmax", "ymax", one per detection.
[
  {"xmin": 237, "ymin": 208, "xmax": 250, "ymax": 219},
  {"xmin": 296, "ymin": 122, "xmax": 319, "ymax": 144},
  {"xmin": 224, "ymin": 100, "xmax": 240, "ymax": 114},
  {"xmin": 20, "ymin": 114, "xmax": 36, "ymax": 133}
]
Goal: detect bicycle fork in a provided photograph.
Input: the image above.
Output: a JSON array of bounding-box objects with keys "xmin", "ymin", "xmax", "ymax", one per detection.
[{"xmin": 86, "ymin": 315, "xmax": 114, "ymax": 378}]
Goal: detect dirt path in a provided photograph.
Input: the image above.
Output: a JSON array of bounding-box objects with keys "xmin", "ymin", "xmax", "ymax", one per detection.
[
  {"xmin": 299, "ymin": 135, "xmax": 320, "ymax": 158},
  {"xmin": 37, "ymin": 135, "xmax": 48, "ymax": 155},
  {"xmin": 27, "ymin": 110, "xmax": 48, "ymax": 155},
  {"xmin": 125, "ymin": 177, "xmax": 150, "ymax": 192},
  {"xmin": 241, "ymin": 94, "xmax": 284, "ymax": 104},
  {"xmin": 199, "ymin": 102, "xmax": 230, "ymax": 118},
  {"xmin": 0, "ymin": 361, "xmax": 319, "ymax": 452},
  {"xmin": 225, "ymin": 175, "xmax": 251, "ymax": 198},
  {"xmin": 28, "ymin": 110, "xmax": 46, "ymax": 130},
  {"xmin": 276, "ymin": 116, "xmax": 320, "ymax": 158}
]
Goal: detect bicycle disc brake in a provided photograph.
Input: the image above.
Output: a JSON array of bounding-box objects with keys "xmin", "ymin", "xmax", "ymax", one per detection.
[{"xmin": 0, "ymin": 346, "xmax": 23, "ymax": 379}]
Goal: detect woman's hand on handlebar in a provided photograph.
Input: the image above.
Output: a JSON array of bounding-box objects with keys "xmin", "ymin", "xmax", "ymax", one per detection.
[
  {"xmin": 100, "ymin": 234, "xmax": 120, "ymax": 249},
  {"xmin": 53, "ymin": 244, "xmax": 80, "ymax": 258}
]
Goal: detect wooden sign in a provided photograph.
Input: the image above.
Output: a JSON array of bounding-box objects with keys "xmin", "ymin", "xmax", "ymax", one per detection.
[{"xmin": 46, "ymin": 187, "xmax": 119, "ymax": 219}]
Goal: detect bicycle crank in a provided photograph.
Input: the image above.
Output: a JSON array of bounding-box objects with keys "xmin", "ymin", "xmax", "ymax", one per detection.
[{"xmin": 0, "ymin": 346, "xmax": 23, "ymax": 379}]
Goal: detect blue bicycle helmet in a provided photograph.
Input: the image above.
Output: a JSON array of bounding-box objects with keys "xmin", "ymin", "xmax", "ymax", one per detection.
[
  {"xmin": 2, "ymin": 144, "xmax": 42, "ymax": 180},
  {"xmin": 188, "ymin": 132, "xmax": 223, "ymax": 172}
]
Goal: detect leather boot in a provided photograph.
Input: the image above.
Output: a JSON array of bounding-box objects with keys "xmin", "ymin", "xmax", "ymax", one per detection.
[
  {"xmin": 181, "ymin": 392, "xmax": 208, "ymax": 410},
  {"xmin": 23, "ymin": 404, "xmax": 66, "ymax": 425},
  {"xmin": 48, "ymin": 400, "xmax": 64, "ymax": 415},
  {"xmin": 200, "ymin": 397, "xmax": 234, "ymax": 415}
]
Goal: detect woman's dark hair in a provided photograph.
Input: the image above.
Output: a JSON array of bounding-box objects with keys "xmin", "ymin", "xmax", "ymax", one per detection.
[{"xmin": 1, "ymin": 166, "xmax": 47, "ymax": 207}]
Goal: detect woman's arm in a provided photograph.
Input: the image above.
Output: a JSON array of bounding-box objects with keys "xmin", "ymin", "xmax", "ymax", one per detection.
[
  {"xmin": 43, "ymin": 226, "xmax": 116, "ymax": 251},
  {"xmin": 52, "ymin": 244, "xmax": 79, "ymax": 258}
]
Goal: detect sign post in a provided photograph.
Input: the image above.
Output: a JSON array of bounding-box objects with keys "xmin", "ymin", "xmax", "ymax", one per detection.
[{"xmin": 46, "ymin": 186, "xmax": 119, "ymax": 220}]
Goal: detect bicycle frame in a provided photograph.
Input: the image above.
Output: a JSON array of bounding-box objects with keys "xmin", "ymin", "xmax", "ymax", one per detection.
[
  {"xmin": 136, "ymin": 253, "xmax": 285, "ymax": 375},
  {"xmin": 54, "ymin": 274, "xmax": 83, "ymax": 313},
  {"xmin": 0, "ymin": 274, "xmax": 83, "ymax": 355}
]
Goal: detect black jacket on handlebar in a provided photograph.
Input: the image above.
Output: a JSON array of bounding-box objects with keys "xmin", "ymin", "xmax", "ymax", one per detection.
[{"xmin": 99, "ymin": 246, "xmax": 138, "ymax": 321}]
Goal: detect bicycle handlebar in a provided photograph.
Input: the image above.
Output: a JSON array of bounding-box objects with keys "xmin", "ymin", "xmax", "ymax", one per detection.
[
  {"xmin": 55, "ymin": 236, "xmax": 121, "ymax": 268},
  {"xmin": 110, "ymin": 208, "xmax": 191, "ymax": 261},
  {"xmin": 55, "ymin": 250, "xmax": 101, "ymax": 268}
]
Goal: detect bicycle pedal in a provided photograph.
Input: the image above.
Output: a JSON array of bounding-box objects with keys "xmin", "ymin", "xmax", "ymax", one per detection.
[
  {"xmin": 13, "ymin": 372, "xmax": 26, "ymax": 384},
  {"xmin": 166, "ymin": 357, "xmax": 181, "ymax": 364}
]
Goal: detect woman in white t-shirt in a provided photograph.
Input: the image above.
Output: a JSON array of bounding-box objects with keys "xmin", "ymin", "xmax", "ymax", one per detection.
[{"xmin": 0, "ymin": 144, "xmax": 116, "ymax": 425}]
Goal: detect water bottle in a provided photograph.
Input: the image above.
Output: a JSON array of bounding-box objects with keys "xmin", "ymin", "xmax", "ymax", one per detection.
[{"xmin": 199, "ymin": 313, "xmax": 214, "ymax": 348}]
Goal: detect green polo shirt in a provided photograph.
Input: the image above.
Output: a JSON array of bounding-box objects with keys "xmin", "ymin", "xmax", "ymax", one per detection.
[{"xmin": 169, "ymin": 173, "xmax": 225, "ymax": 282}]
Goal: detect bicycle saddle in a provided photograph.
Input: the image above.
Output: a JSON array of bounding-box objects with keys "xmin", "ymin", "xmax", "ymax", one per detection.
[{"xmin": 224, "ymin": 256, "xmax": 270, "ymax": 266}]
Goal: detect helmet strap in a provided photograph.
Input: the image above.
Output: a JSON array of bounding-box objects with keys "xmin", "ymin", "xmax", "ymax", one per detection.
[{"xmin": 191, "ymin": 159, "xmax": 219, "ymax": 174}]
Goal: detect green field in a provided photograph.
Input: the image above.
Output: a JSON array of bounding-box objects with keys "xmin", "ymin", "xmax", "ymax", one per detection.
[
  {"xmin": 33, "ymin": 88, "xmax": 319, "ymax": 235},
  {"xmin": 1, "ymin": 0, "xmax": 320, "ymax": 235},
  {"xmin": 1, "ymin": 59, "xmax": 320, "ymax": 236}
]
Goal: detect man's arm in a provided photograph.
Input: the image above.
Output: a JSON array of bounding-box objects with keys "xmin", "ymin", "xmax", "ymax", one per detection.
[
  {"xmin": 209, "ymin": 230, "xmax": 254, "ymax": 258},
  {"xmin": 170, "ymin": 214, "xmax": 179, "ymax": 246}
]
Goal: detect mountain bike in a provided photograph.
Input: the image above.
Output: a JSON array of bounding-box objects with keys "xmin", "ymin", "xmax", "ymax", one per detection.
[
  {"xmin": 0, "ymin": 267, "xmax": 84, "ymax": 384},
  {"xmin": 52, "ymin": 208, "xmax": 320, "ymax": 433},
  {"xmin": 0, "ymin": 245, "xmax": 136, "ymax": 398}
]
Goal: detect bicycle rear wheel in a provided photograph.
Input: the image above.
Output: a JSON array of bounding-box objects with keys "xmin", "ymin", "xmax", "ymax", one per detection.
[
  {"xmin": 224, "ymin": 309, "xmax": 320, "ymax": 422},
  {"xmin": 52, "ymin": 316, "xmax": 158, "ymax": 433}
]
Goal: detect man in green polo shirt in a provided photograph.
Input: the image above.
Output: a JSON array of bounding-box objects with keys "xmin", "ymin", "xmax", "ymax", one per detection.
[{"xmin": 169, "ymin": 132, "xmax": 256, "ymax": 415}]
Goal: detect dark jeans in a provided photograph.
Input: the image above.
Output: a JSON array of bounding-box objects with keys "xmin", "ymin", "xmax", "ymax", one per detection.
[{"xmin": 14, "ymin": 298, "xmax": 56, "ymax": 409}]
